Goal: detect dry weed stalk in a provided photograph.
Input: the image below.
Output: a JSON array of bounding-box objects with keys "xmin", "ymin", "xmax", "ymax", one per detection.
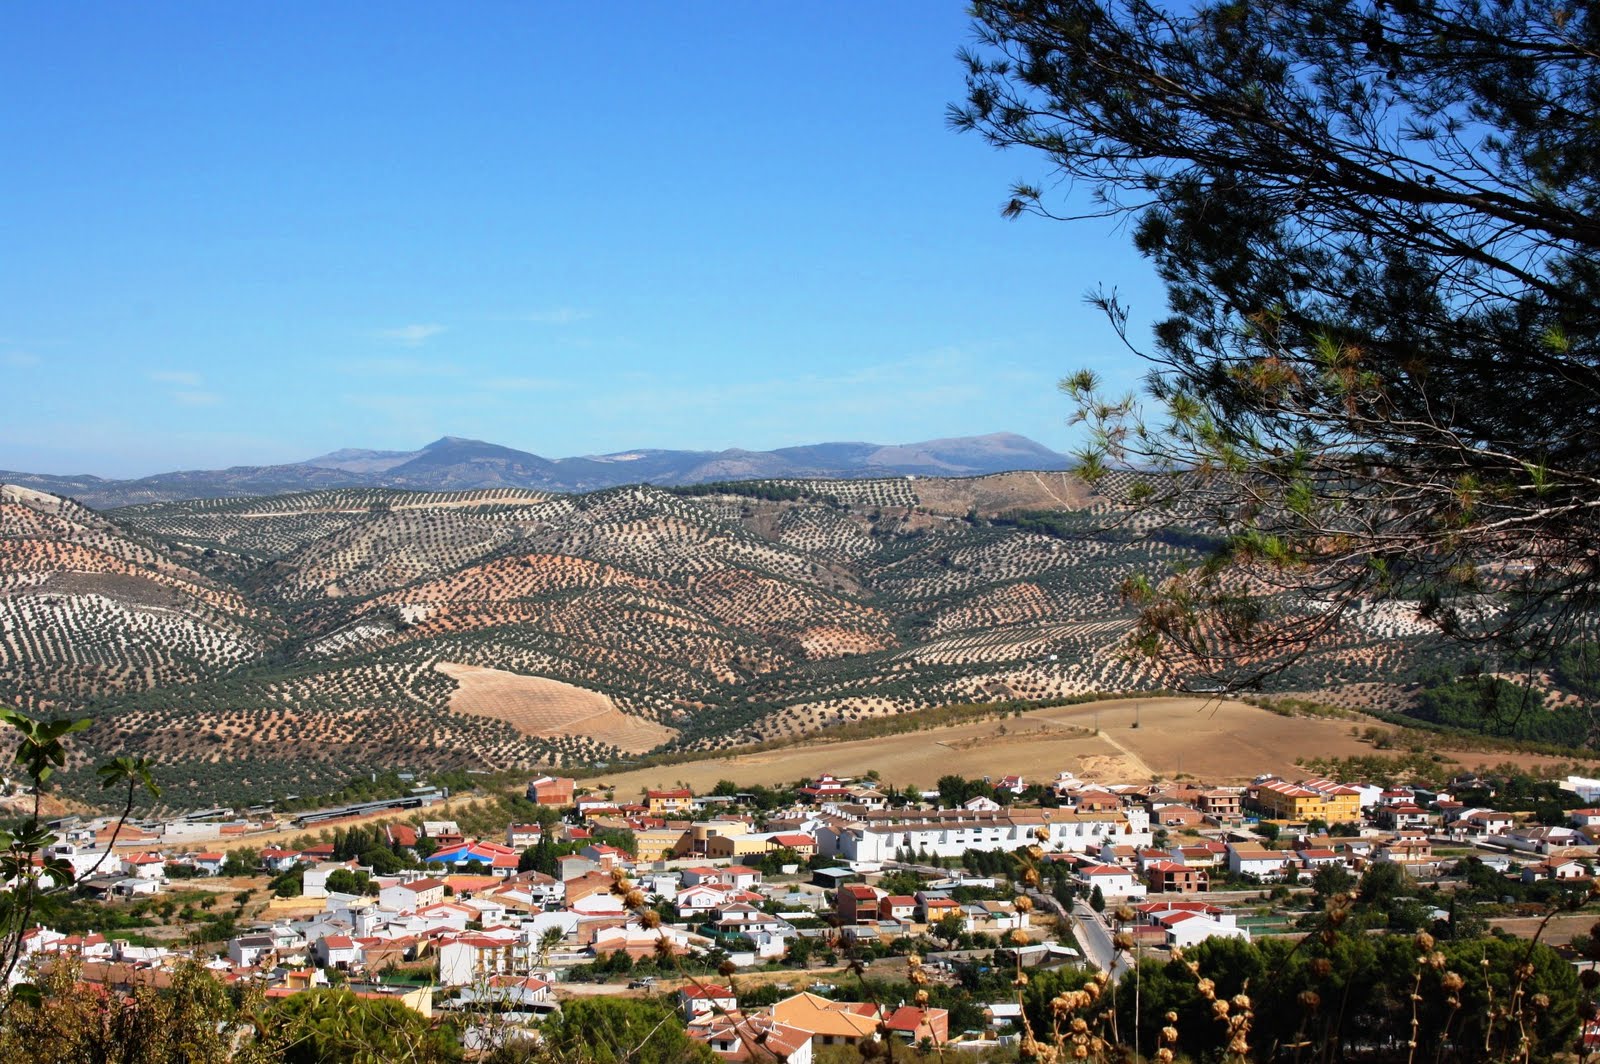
[{"xmin": 592, "ymin": 849, "xmax": 1599, "ymax": 1064}]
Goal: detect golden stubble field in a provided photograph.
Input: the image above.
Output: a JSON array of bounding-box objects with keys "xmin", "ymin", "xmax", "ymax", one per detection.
[
  {"xmin": 591, "ymin": 696, "xmax": 1597, "ymax": 795},
  {"xmin": 437, "ymin": 661, "xmax": 677, "ymax": 754}
]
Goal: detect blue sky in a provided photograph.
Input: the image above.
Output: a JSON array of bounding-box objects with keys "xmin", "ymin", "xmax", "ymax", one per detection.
[{"xmin": 0, "ymin": 3, "xmax": 1161, "ymax": 477}]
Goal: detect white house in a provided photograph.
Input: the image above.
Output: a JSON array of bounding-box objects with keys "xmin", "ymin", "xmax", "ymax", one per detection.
[
  {"xmin": 230, "ymin": 928, "xmax": 307, "ymax": 966},
  {"xmin": 1227, "ymin": 845, "xmax": 1290, "ymax": 881},
  {"xmin": 29, "ymin": 931, "xmax": 112, "ymax": 962},
  {"xmin": 1452, "ymin": 809, "xmax": 1515, "ymax": 838},
  {"xmin": 258, "ymin": 849, "xmax": 302, "ymax": 873},
  {"xmin": 707, "ymin": 906, "xmax": 793, "ymax": 959},
  {"xmin": 522, "ymin": 911, "xmax": 580, "ymax": 949},
  {"xmin": 506, "ymin": 824, "xmax": 543, "ymax": 849},
  {"xmin": 1566, "ymin": 776, "xmax": 1600, "ymax": 803},
  {"xmin": 1522, "ymin": 858, "xmax": 1590, "ymax": 883},
  {"xmin": 438, "ymin": 933, "xmax": 529, "ymax": 987},
  {"xmin": 112, "ymin": 876, "xmax": 161, "ymax": 897},
  {"xmin": 689, "ymin": 1013, "xmax": 814, "ymax": 1064},
  {"xmin": 457, "ymin": 975, "xmax": 556, "ymax": 1014},
  {"xmin": 1138, "ymin": 903, "xmax": 1251, "ymax": 949},
  {"xmin": 19, "ymin": 928, "xmax": 66, "ymax": 958},
  {"xmin": 45, "ymin": 843, "xmax": 118, "ymax": 881},
  {"xmin": 379, "ymin": 877, "xmax": 448, "ymax": 911},
  {"xmin": 228, "ymin": 933, "xmax": 278, "ymax": 968},
  {"xmin": 191, "ymin": 852, "xmax": 227, "ymax": 876},
  {"xmin": 676, "ymin": 883, "xmax": 732, "ymax": 917},
  {"xmin": 568, "ymin": 890, "xmax": 626, "ymax": 917},
  {"xmin": 460, "ymin": 897, "xmax": 509, "ymax": 929},
  {"xmin": 1377, "ymin": 805, "xmax": 1433, "ymax": 832},
  {"xmin": 1506, "ymin": 826, "xmax": 1587, "ymax": 855},
  {"xmin": 1076, "ymin": 864, "xmax": 1147, "ymax": 899},
  {"xmin": 413, "ymin": 902, "xmax": 475, "ymax": 932},
  {"xmin": 113, "ymin": 941, "xmax": 172, "ymax": 964},
  {"xmin": 970, "ymin": 901, "xmax": 1032, "ymax": 931},
  {"xmin": 639, "ymin": 872, "xmax": 680, "ymax": 901},
  {"xmin": 495, "ymin": 871, "xmax": 564, "ymax": 908},
  {"xmin": 120, "ymin": 853, "xmax": 166, "ymax": 880},
  {"xmin": 679, "ymin": 983, "xmax": 738, "ymax": 1019},
  {"xmin": 314, "ymin": 934, "xmax": 362, "ymax": 970},
  {"xmin": 302, "ymin": 861, "xmax": 367, "ymax": 900},
  {"xmin": 1288, "ymin": 843, "xmax": 1340, "ymax": 863},
  {"xmin": 590, "ymin": 924, "xmax": 695, "ymax": 960}
]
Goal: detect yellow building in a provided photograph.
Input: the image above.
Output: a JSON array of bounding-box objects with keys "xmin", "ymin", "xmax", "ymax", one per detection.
[
  {"xmin": 633, "ymin": 828, "xmax": 691, "ymax": 862},
  {"xmin": 645, "ymin": 789, "xmax": 694, "ymax": 816},
  {"xmin": 1300, "ymin": 779, "xmax": 1363, "ymax": 823},
  {"xmin": 690, "ymin": 819, "xmax": 750, "ymax": 854},
  {"xmin": 705, "ymin": 833, "xmax": 771, "ymax": 860},
  {"xmin": 1254, "ymin": 779, "xmax": 1362, "ymax": 824}
]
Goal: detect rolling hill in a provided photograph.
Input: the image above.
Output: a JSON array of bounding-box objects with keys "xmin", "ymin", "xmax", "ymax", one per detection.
[
  {"xmin": 0, "ymin": 470, "xmax": 1465, "ymax": 807},
  {"xmin": 0, "ymin": 484, "xmax": 280, "ymax": 717}
]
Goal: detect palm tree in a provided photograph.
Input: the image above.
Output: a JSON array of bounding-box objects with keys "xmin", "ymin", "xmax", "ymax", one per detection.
[{"xmin": 536, "ymin": 925, "xmax": 565, "ymax": 969}]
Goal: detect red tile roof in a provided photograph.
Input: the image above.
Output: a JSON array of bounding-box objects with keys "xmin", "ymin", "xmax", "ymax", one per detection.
[{"xmin": 681, "ymin": 983, "xmax": 735, "ymax": 999}]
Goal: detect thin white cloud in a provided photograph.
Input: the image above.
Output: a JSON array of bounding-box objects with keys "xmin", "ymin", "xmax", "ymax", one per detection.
[
  {"xmin": 149, "ymin": 370, "xmax": 203, "ymax": 387},
  {"xmin": 375, "ymin": 323, "xmax": 447, "ymax": 346},
  {"xmin": 2, "ymin": 352, "xmax": 40, "ymax": 369},
  {"xmin": 521, "ymin": 307, "xmax": 591, "ymax": 325},
  {"xmin": 342, "ymin": 357, "xmax": 461, "ymax": 377}
]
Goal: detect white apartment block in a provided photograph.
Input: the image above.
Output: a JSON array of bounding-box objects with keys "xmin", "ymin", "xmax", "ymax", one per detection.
[{"xmin": 832, "ymin": 809, "xmax": 1151, "ymax": 864}]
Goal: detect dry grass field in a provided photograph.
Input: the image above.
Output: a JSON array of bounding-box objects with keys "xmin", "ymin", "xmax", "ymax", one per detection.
[
  {"xmin": 591, "ymin": 696, "xmax": 1599, "ymax": 795},
  {"xmin": 437, "ymin": 661, "xmax": 676, "ymax": 754},
  {"xmin": 912, "ymin": 469, "xmax": 1096, "ymax": 516}
]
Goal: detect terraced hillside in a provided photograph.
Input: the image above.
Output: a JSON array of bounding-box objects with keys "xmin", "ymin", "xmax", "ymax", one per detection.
[
  {"xmin": 0, "ymin": 485, "xmax": 280, "ymax": 721},
  {"xmin": 0, "ymin": 471, "xmax": 1452, "ymax": 806}
]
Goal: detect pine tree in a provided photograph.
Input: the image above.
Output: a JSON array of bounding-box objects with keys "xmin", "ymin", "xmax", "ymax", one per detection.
[{"xmin": 954, "ymin": 0, "xmax": 1600, "ymax": 690}]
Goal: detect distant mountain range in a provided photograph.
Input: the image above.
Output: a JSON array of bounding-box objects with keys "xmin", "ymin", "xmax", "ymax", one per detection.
[{"xmin": 0, "ymin": 432, "xmax": 1071, "ymax": 509}]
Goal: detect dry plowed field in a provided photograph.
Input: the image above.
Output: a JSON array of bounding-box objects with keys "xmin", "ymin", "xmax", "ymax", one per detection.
[
  {"xmin": 592, "ymin": 697, "xmax": 1455, "ymax": 794},
  {"xmin": 436, "ymin": 662, "xmax": 676, "ymax": 753}
]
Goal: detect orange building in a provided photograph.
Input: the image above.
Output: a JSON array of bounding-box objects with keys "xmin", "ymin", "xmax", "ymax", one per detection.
[{"xmin": 526, "ymin": 776, "xmax": 576, "ymax": 806}]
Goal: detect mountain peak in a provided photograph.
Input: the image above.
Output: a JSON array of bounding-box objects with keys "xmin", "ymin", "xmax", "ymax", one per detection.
[{"xmin": 7, "ymin": 432, "xmax": 1071, "ymax": 509}]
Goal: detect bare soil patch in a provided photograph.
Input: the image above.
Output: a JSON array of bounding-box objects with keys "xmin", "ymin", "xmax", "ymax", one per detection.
[
  {"xmin": 437, "ymin": 662, "xmax": 676, "ymax": 754},
  {"xmin": 940, "ymin": 719, "xmax": 1094, "ymax": 751},
  {"xmin": 913, "ymin": 471, "xmax": 1095, "ymax": 517},
  {"xmin": 206, "ymin": 796, "xmax": 503, "ymax": 853},
  {"xmin": 595, "ymin": 696, "xmax": 1385, "ymax": 794}
]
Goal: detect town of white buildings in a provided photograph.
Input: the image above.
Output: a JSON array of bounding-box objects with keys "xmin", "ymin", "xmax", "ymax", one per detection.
[{"xmin": 17, "ymin": 768, "xmax": 1600, "ymax": 1058}]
